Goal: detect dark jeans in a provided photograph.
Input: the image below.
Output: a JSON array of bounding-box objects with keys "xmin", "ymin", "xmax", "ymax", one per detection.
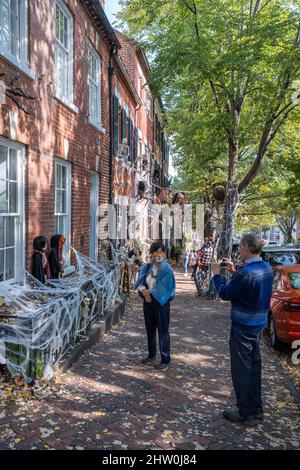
[
  {"xmin": 143, "ymin": 296, "xmax": 170, "ymax": 364},
  {"xmin": 229, "ymin": 324, "xmax": 263, "ymax": 418}
]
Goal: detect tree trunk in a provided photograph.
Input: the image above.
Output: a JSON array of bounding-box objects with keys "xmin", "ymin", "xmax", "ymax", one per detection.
[
  {"xmin": 217, "ymin": 181, "xmax": 239, "ymax": 259},
  {"xmin": 276, "ymin": 215, "xmax": 297, "ymax": 244}
]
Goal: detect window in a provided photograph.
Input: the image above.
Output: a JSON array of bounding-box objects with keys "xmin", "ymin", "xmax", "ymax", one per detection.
[
  {"xmin": 289, "ymin": 272, "xmax": 300, "ymax": 290},
  {"xmin": 138, "ymin": 76, "xmax": 143, "ymax": 99},
  {"xmin": 0, "ymin": 138, "xmax": 24, "ymax": 283},
  {"xmin": 55, "ymin": 160, "xmax": 71, "ymax": 266},
  {"xmin": 55, "ymin": 1, "xmax": 74, "ymax": 106},
  {"xmin": 0, "ymin": 0, "xmax": 30, "ymax": 75},
  {"xmin": 88, "ymin": 46, "xmax": 101, "ymax": 129}
]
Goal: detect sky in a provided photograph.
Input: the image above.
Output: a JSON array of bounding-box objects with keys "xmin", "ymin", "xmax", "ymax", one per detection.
[{"xmin": 105, "ymin": 0, "xmax": 122, "ymax": 24}]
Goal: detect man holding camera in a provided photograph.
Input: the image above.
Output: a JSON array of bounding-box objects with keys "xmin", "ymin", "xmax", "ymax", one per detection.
[{"xmin": 211, "ymin": 234, "xmax": 273, "ymax": 427}]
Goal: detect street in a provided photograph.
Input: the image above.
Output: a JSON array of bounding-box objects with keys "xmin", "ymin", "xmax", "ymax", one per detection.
[{"xmin": 0, "ymin": 270, "xmax": 300, "ymax": 450}]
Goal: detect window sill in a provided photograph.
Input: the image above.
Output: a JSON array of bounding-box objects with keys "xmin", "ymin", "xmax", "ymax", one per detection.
[
  {"xmin": 0, "ymin": 51, "xmax": 35, "ymax": 80},
  {"xmin": 88, "ymin": 120, "xmax": 106, "ymax": 135},
  {"xmin": 63, "ymin": 265, "xmax": 76, "ymax": 277},
  {"xmin": 54, "ymin": 95, "xmax": 78, "ymax": 114}
]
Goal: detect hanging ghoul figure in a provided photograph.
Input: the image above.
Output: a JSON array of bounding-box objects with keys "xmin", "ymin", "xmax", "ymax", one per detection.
[
  {"xmin": 32, "ymin": 236, "xmax": 51, "ymax": 284},
  {"xmin": 49, "ymin": 234, "xmax": 66, "ymax": 279}
]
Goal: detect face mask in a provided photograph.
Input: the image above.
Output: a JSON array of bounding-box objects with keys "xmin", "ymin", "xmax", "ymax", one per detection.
[{"xmin": 152, "ymin": 254, "xmax": 165, "ymax": 263}]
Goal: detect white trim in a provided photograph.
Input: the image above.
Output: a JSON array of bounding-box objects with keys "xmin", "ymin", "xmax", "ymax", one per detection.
[
  {"xmin": 0, "ymin": 135, "xmax": 25, "ymax": 284},
  {"xmin": 54, "ymin": 158, "xmax": 71, "ymax": 267},
  {"xmin": 55, "ymin": 0, "xmax": 75, "ymax": 108},
  {"xmin": 89, "ymin": 171, "xmax": 99, "ymax": 261},
  {"xmin": 88, "ymin": 120, "xmax": 106, "ymax": 134},
  {"xmin": 54, "ymin": 95, "xmax": 78, "ymax": 114},
  {"xmin": 88, "ymin": 44, "xmax": 102, "ymax": 130},
  {"xmin": 0, "ymin": 0, "xmax": 33, "ymax": 79},
  {"xmin": 114, "ymin": 87, "xmax": 121, "ymax": 102},
  {"xmin": 114, "ymin": 195, "xmax": 129, "ymax": 206},
  {"xmin": 0, "ymin": 51, "xmax": 35, "ymax": 80}
]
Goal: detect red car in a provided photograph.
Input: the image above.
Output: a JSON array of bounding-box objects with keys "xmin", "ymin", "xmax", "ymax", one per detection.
[{"xmin": 268, "ymin": 265, "xmax": 300, "ymax": 349}]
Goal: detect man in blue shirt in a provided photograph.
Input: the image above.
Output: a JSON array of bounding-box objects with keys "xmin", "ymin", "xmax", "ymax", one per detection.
[{"xmin": 212, "ymin": 234, "xmax": 273, "ymax": 427}]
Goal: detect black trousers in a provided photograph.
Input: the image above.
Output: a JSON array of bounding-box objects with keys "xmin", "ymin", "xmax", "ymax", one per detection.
[
  {"xmin": 143, "ymin": 296, "xmax": 171, "ymax": 364},
  {"xmin": 229, "ymin": 324, "xmax": 263, "ymax": 418}
]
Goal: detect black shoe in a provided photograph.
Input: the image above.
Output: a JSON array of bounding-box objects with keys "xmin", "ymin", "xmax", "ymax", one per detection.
[
  {"xmin": 223, "ymin": 410, "xmax": 257, "ymax": 427},
  {"xmin": 255, "ymin": 407, "xmax": 264, "ymax": 420},
  {"xmin": 155, "ymin": 362, "xmax": 170, "ymax": 370},
  {"xmin": 141, "ymin": 357, "xmax": 156, "ymax": 365}
]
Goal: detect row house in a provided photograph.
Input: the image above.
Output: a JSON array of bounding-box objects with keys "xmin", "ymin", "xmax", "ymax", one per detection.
[
  {"xmin": 115, "ymin": 31, "xmax": 172, "ymax": 252},
  {"xmin": 0, "ymin": 0, "xmax": 171, "ymax": 285},
  {"xmin": 0, "ymin": 0, "xmax": 120, "ymax": 283}
]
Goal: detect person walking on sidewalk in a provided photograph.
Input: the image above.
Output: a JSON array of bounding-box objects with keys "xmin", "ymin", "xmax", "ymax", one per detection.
[
  {"xmin": 211, "ymin": 233, "xmax": 273, "ymax": 427},
  {"xmin": 182, "ymin": 248, "xmax": 190, "ymax": 277},
  {"xmin": 134, "ymin": 242, "xmax": 176, "ymax": 370}
]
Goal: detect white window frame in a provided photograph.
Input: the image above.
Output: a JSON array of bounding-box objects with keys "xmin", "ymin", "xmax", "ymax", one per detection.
[
  {"xmin": 0, "ymin": 136, "xmax": 25, "ymax": 284},
  {"xmin": 89, "ymin": 171, "xmax": 99, "ymax": 261},
  {"xmin": 54, "ymin": 159, "xmax": 71, "ymax": 268},
  {"xmin": 55, "ymin": 0, "xmax": 77, "ymax": 111},
  {"xmin": 0, "ymin": 0, "xmax": 34, "ymax": 79},
  {"xmin": 88, "ymin": 44, "xmax": 104, "ymax": 132}
]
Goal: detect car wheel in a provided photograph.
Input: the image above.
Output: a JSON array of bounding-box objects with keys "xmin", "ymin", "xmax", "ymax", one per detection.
[{"xmin": 269, "ymin": 315, "xmax": 282, "ymax": 350}]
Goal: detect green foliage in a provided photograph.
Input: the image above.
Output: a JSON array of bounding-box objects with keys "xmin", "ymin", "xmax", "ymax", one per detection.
[{"xmin": 118, "ymin": 1, "xmax": 300, "ymax": 240}]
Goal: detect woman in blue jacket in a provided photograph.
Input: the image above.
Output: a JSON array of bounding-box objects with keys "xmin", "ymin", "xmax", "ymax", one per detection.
[{"xmin": 135, "ymin": 242, "xmax": 176, "ymax": 370}]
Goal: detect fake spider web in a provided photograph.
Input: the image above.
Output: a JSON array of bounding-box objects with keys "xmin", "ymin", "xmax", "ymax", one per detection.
[{"xmin": 0, "ymin": 243, "xmax": 127, "ymax": 384}]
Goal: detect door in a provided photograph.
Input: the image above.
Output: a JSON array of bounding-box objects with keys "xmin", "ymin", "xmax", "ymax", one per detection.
[{"xmin": 89, "ymin": 172, "xmax": 99, "ymax": 261}]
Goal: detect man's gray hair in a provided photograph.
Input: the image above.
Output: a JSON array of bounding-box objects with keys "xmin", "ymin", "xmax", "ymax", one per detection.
[{"xmin": 240, "ymin": 233, "xmax": 263, "ymax": 254}]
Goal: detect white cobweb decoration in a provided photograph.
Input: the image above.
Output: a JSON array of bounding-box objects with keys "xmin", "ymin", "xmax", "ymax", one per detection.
[{"xmin": 0, "ymin": 243, "xmax": 126, "ymax": 383}]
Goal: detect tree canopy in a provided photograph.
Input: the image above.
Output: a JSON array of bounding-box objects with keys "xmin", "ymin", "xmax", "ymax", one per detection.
[{"xmin": 117, "ymin": 0, "xmax": 300, "ymax": 250}]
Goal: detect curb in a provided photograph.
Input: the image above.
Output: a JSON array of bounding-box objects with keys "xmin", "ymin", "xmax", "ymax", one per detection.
[{"xmin": 57, "ymin": 295, "xmax": 127, "ymax": 373}]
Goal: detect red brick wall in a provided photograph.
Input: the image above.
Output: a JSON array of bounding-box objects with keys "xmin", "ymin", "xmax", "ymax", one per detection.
[
  {"xmin": 112, "ymin": 61, "xmax": 137, "ymax": 202},
  {"xmin": 0, "ymin": 0, "xmax": 112, "ymax": 270}
]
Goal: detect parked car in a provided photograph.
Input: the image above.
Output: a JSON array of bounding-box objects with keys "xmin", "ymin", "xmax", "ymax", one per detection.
[
  {"xmin": 262, "ymin": 245, "xmax": 300, "ymax": 266},
  {"xmin": 268, "ymin": 265, "xmax": 300, "ymax": 349}
]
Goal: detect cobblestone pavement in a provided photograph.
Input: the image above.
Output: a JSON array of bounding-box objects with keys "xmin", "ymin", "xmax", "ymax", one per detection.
[{"xmin": 1, "ymin": 270, "xmax": 300, "ymax": 450}]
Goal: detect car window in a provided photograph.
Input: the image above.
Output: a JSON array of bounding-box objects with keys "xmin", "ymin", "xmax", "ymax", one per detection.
[
  {"xmin": 288, "ymin": 273, "xmax": 300, "ymax": 290},
  {"xmin": 262, "ymin": 250, "xmax": 300, "ymax": 266}
]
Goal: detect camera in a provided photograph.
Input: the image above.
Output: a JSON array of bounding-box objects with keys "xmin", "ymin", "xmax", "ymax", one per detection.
[{"xmin": 220, "ymin": 259, "xmax": 228, "ymax": 267}]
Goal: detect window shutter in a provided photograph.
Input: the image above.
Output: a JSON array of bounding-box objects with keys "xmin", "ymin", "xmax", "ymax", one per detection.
[
  {"xmin": 121, "ymin": 109, "xmax": 127, "ymax": 141},
  {"xmin": 128, "ymin": 119, "xmax": 133, "ymax": 161},
  {"xmin": 161, "ymin": 132, "xmax": 164, "ymax": 153},
  {"xmin": 113, "ymin": 95, "xmax": 119, "ymax": 156},
  {"xmin": 134, "ymin": 128, "xmax": 139, "ymax": 162}
]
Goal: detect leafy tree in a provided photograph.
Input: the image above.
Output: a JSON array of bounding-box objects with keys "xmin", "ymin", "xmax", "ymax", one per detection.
[{"xmin": 118, "ymin": 0, "xmax": 300, "ymax": 256}]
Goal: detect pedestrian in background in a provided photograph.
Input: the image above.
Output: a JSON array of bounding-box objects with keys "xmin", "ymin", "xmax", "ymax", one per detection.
[
  {"xmin": 134, "ymin": 242, "xmax": 176, "ymax": 370},
  {"xmin": 212, "ymin": 234, "xmax": 273, "ymax": 427},
  {"xmin": 182, "ymin": 248, "xmax": 190, "ymax": 277}
]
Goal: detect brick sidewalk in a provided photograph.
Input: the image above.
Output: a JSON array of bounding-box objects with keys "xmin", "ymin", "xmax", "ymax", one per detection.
[{"xmin": 0, "ymin": 270, "xmax": 300, "ymax": 450}]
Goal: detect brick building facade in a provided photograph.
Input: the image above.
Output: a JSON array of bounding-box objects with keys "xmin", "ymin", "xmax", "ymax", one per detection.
[
  {"xmin": 0, "ymin": 0, "xmax": 171, "ymax": 284},
  {"xmin": 115, "ymin": 31, "xmax": 171, "ymax": 253}
]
